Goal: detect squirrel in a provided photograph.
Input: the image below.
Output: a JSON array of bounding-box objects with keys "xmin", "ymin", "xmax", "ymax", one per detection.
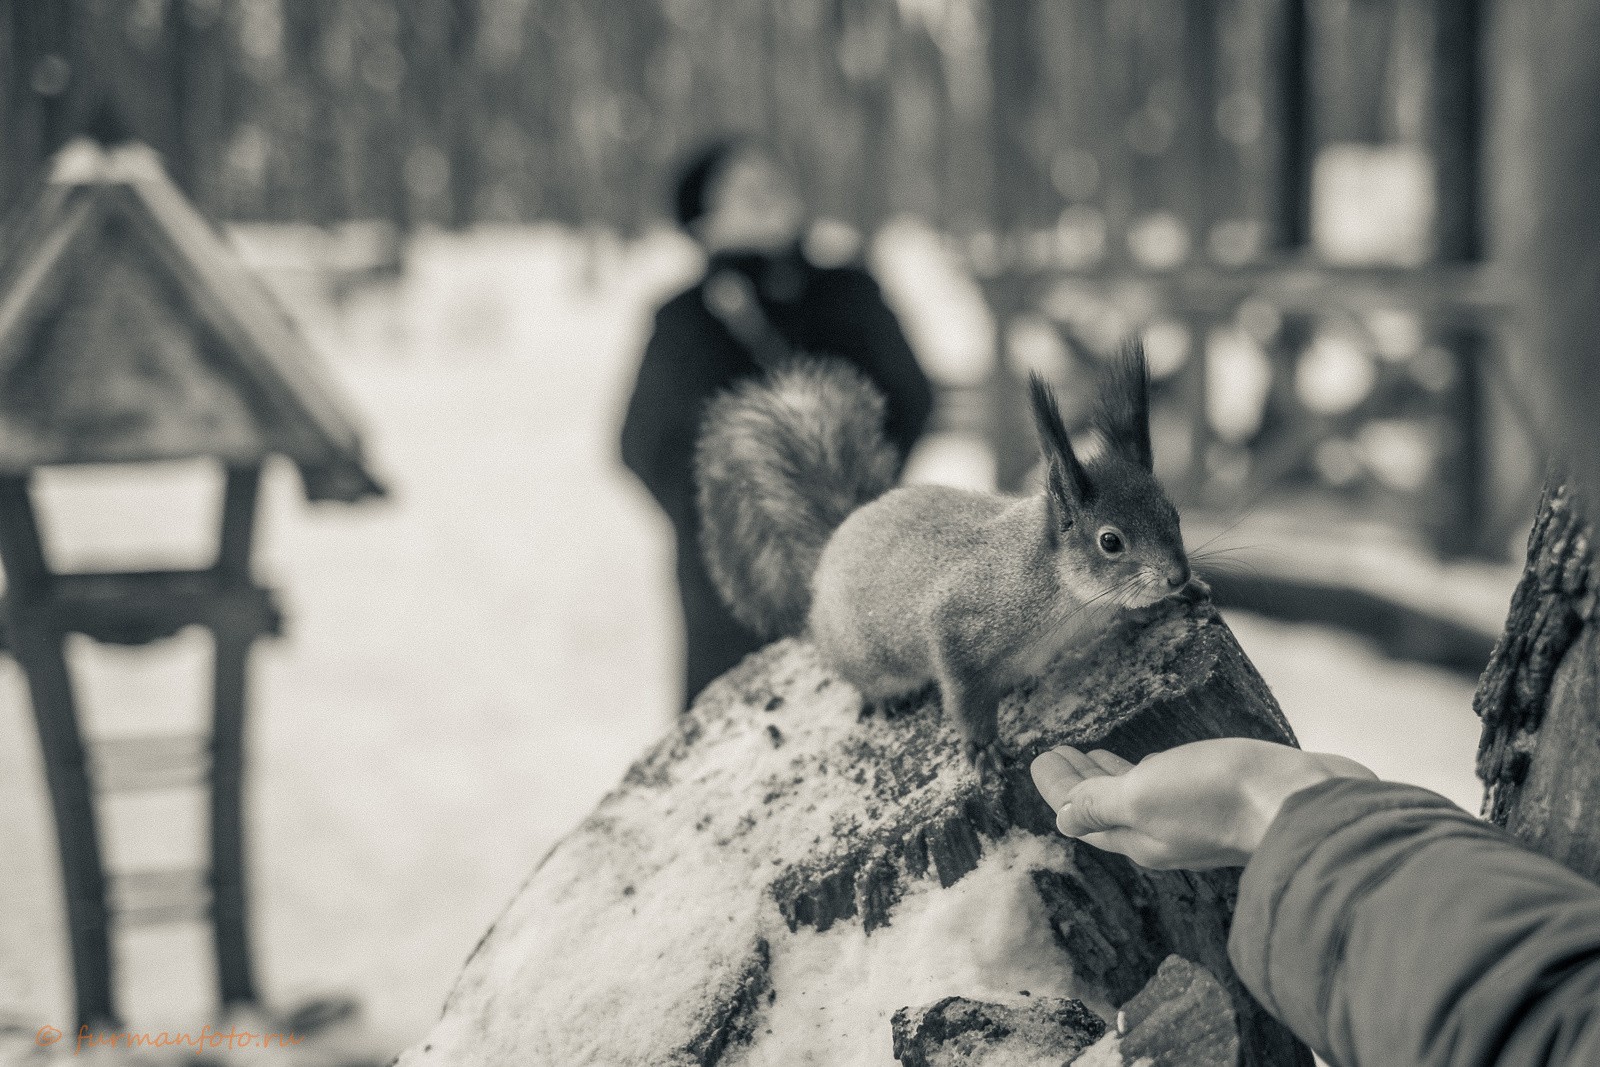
[{"xmin": 694, "ymin": 343, "xmax": 1194, "ymax": 777}]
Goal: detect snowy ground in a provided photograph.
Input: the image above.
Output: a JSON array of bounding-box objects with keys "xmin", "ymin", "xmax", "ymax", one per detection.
[{"xmin": 0, "ymin": 224, "xmax": 1494, "ymax": 1061}]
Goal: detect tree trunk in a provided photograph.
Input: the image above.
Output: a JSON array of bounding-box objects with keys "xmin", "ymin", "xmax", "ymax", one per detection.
[
  {"xmin": 395, "ymin": 598, "xmax": 1309, "ymax": 1067},
  {"xmin": 1476, "ymin": 482, "xmax": 1600, "ymax": 876},
  {"xmin": 1486, "ymin": 0, "xmax": 1600, "ymax": 507},
  {"xmin": 1473, "ymin": 0, "xmax": 1600, "ymax": 876}
]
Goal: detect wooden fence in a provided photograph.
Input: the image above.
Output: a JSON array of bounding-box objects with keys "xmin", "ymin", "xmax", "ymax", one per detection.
[{"xmin": 971, "ymin": 0, "xmax": 1530, "ymax": 560}]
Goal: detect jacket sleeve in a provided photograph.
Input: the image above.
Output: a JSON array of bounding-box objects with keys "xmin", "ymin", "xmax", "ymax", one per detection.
[
  {"xmin": 843, "ymin": 271, "xmax": 934, "ymax": 461},
  {"xmin": 1228, "ymin": 777, "xmax": 1600, "ymax": 1067}
]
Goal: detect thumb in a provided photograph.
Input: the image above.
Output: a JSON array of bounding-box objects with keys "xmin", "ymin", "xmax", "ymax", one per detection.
[{"xmin": 1056, "ymin": 775, "xmax": 1134, "ymax": 838}]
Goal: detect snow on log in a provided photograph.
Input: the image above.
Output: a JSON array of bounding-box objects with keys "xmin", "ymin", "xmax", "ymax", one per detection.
[{"xmin": 396, "ymin": 597, "xmax": 1309, "ymax": 1067}]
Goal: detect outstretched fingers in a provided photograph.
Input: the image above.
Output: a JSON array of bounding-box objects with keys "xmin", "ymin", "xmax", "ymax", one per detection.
[
  {"xmin": 1053, "ymin": 774, "xmax": 1135, "ymax": 837},
  {"xmin": 1084, "ymin": 748, "xmax": 1133, "ymax": 775},
  {"xmin": 1034, "ymin": 749, "xmax": 1193, "ymax": 866},
  {"xmin": 1031, "ymin": 748, "xmax": 1093, "ymax": 807},
  {"xmin": 1031, "ymin": 746, "xmax": 1137, "ymax": 835}
]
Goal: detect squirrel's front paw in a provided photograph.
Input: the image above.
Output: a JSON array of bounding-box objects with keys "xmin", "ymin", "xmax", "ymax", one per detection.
[{"xmin": 964, "ymin": 737, "xmax": 1016, "ymax": 785}]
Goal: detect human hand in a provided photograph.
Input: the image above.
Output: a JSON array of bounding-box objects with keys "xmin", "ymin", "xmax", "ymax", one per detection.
[{"xmin": 1030, "ymin": 738, "xmax": 1377, "ymax": 869}]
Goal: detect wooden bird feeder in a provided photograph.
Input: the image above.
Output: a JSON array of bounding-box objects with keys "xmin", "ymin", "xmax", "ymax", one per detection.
[{"xmin": 0, "ymin": 141, "xmax": 384, "ymax": 1028}]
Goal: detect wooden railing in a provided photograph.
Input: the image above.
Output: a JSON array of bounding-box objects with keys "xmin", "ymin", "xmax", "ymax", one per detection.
[{"xmin": 960, "ymin": 256, "xmax": 1527, "ymax": 561}]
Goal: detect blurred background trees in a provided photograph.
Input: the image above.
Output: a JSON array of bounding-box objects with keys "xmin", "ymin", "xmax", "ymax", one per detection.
[
  {"xmin": 0, "ymin": 0, "xmax": 1479, "ymax": 238},
  {"xmin": 6, "ymin": 0, "xmax": 958, "ymax": 230},
  {"xmin": 2, "ymin": 0, "xmax": 1540, "ymax": 632}
]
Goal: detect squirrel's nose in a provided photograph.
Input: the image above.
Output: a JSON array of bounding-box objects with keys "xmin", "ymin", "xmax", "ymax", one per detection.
[{"xmin": 1164, "ymin": 564, "xmax": 1191, "ymax": 589}]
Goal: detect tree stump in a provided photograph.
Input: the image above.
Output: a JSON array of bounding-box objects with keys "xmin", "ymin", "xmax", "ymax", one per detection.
[
  {"xmin": 1476, "ymin": 482, "xmax": 1600, "ymax": 878},
  {"xmin": 395, "ymin": 598, "xmax": 1308, "ymax": 1067}
]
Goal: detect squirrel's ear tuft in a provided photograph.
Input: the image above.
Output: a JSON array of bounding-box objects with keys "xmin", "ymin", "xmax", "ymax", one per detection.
[
  {"xmin": 1094, "ymin": 342, "xmax": 1154, "ymax": 472},
  {"xmin": 1028, "ymin": 372, "xmax": 1092, "ymax": 512}
]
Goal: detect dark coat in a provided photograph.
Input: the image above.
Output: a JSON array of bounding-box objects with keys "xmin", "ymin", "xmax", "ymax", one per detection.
[
  {"xmin": 1230, "ymin": 777, "xmax": 1600, "ymax": 1066},
  {"xmin": 621, "ymin": 247, "xmax": 933, "ymax": 705}
]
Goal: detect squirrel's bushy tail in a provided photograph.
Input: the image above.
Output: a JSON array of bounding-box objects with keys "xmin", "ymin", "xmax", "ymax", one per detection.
[{"xmin": 695, "ymin": 359, "xmax": 900, "ymax": 639}]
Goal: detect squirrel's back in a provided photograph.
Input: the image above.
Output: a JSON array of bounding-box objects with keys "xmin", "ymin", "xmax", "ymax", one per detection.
[
  {"xmin": 820, "ymin": 483, "xmax": 1010, "ymax": 594},
  {"xmin": 694, "ymin": 359, "xmax": 902, "ymax": 638},
  {"xmin": 811, "ymin": 485, "xmax": 1050, "ymax": 695}
]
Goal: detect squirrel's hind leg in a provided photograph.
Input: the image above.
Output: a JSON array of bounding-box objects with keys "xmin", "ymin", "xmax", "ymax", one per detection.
[{"xmin": 931, "ymin": 638, "xmax": 1016, "ymax": 783}]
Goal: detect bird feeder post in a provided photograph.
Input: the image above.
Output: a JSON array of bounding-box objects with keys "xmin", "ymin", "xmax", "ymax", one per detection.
[
  {"xmin": 0, "ymin": 141, "xmax": 384, "ymax": 1030},
  {"xmin": 0, "ymin": 475, "xmax": 116, "ymax": 1026},
  {"xmin": 209, "ymin": 462, "xmax": 264, "ymax": 1010}
]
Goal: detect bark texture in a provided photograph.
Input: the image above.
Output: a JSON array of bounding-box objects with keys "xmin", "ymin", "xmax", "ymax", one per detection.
[
  {"xmin": 1476, "ymin": 482, "xmax": 1600, "ymax": 878},
  {"xmin": 1113, "ymin": 955, "xmax": 1241, "ymax": 1067},
  {"xmin": 395, "ymin": 597, "xmax": 1308, "ymax": 1067}
]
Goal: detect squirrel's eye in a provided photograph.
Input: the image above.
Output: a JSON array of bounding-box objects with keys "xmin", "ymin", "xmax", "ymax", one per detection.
[{"xmin": 1098, "ymin": 529, "xmax": 1125, "ymax": 555}]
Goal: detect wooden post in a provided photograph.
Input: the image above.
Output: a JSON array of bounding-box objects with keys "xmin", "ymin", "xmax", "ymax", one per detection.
[
  {"xmin": 981, "ymin": 0, "xmax": 1044, "ymax": 493},
  {"xmin": 1265, "ymin": 0, "xmax": 1314, "ymax": 252},
  {"xmin": 211, "ymin": 464, "xmax": 262, "ymax": 1008},
  {"xmin": 1424, "ymin": 0, "xmax": 1488, "ymax": 559},
  {"xmin": 1427, "ymin": 324, "xmax": 1488, "ymax": 558},
  {"xmin": 1175, "ymin": 313, "xmax": 1214, "ymax": 503},
  {"xmin": 214, "ymin": 465, "xmax": 261, "ymax": 583},
  {"xmin": 1170, "ymin": 3, "xmax": 1221, "ymax": 500},
  {"xmin": 0, "ymin": 476, "xmax": 117, "ymax": 1027},
  {"xmin": 1430, "ymin": 0, "xmax": 1483, "ymax": 266},
  {"xmin": 0, "ymin": 463, "xmax": 273, "ymax": 1024}
]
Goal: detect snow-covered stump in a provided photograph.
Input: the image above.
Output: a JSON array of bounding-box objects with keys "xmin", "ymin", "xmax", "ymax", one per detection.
[{"xmin": 397, "ymin": 598, "xmax": 1309, "ymax": 1067}]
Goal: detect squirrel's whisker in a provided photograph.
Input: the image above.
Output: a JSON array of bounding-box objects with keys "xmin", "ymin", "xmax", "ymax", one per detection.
[{"xmin": 1190, "ymin": 543, "xmax": 1267, "ymax": 560}]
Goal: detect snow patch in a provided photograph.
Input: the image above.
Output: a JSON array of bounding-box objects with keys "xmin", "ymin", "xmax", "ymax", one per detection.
[{"xmin": 738, "ymin": 834, "xmax": 1089, "ymax": 1067}]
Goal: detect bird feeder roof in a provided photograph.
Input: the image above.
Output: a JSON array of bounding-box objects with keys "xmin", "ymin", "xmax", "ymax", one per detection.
[{"xmin": 0, "ymin": 141, "xmax": 383, "ymax": 502}]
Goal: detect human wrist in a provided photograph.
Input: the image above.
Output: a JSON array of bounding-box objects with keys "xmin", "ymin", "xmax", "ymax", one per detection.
[{"xmin": 1235, "ymin": 753, "xmax": 1370, "ymax": 856}]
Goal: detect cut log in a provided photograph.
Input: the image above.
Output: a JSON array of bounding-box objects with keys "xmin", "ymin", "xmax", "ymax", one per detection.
[
  {"xmin": 395, "ymin": 597, "xmax": 1309, "ymax": 1067},
  {"xmin": 1092, "ymin": 955, "xmax": 1241, "ymax": 1067}
]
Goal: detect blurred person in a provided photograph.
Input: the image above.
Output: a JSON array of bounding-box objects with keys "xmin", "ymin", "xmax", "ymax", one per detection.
[
  {"xmin": 621, "ymin": 136, "xmax": 933, "ymax": 708},
  {"xmin": 1031, "ymin": 740, "xmax": 1600, "ymax": 1065}
]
